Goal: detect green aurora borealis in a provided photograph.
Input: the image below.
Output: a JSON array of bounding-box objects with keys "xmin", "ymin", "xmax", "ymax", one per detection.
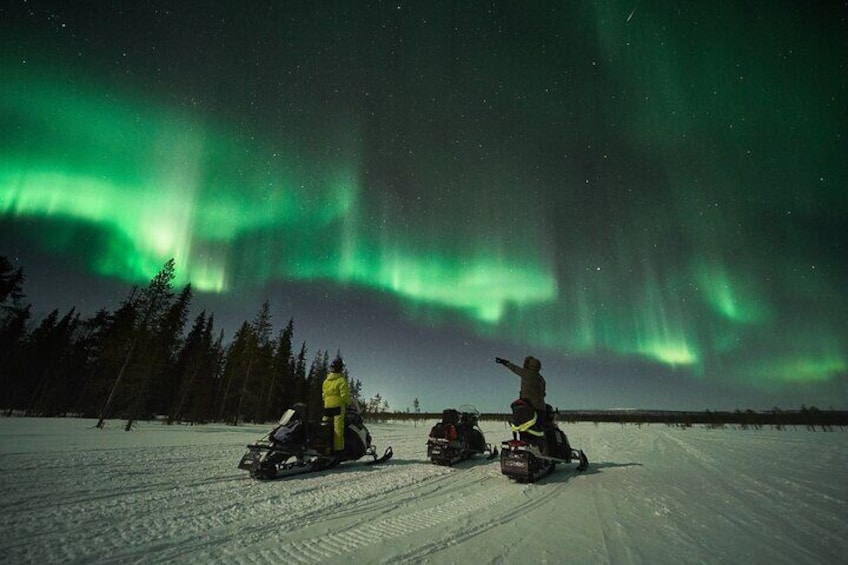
[{"xmin": 1, "ymin": 1, "xmax": 846, "ymax": 410}]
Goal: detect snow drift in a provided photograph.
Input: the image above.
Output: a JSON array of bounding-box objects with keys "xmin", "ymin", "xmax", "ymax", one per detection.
[{"xmin": 1, "ymin": 417, "xmax": 845, "ymax": 564}]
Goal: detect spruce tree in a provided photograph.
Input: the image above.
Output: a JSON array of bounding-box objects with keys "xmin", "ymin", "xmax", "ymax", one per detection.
[
  {"xmin": 306, "ymin": 350, "xmax": 329, "ymax": 419},
  {"xmin": 148, "ymin": 283, "xmax": 193, "ymax": 417},
  {"xmin": 0, "ymin": 256, "xmax": 30, "ymax": 413},
  {"xmin": 250, "ymin": 300, "xmax": 275, "ymax": 422},
  {"xmin": 218, "ymin": 321, "xmax": 258, "ymax": 425},
  {"xmin": 169, "ymin": 310, "xmax": 210, "ymax": 424},
  {"xmin": 26, "ymin": 308, "xmax": 80, "ymax": 416},
  {"xmin": 96, "ymin": 258, "xmax": 176, "ymax": 429},
  {"xmin": 267, "ymin": 318, "xmax": 295, "ymax": 421}
]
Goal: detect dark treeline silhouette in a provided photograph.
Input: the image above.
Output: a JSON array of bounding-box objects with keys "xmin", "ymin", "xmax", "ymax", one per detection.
[
  {"xmin": 2, "ymin": 257, "xmax": 843, "ymax": 431},
  {"xmin": 384, "ymin": 408, "xmax": 848, "ymax": 431},
  {"xmin": 0, "ymin": 257, "xmax": 368, "ymax": 429},
  {"xmin": 552, "ymin": 407, "xmax": 848, "ymax": 430}
]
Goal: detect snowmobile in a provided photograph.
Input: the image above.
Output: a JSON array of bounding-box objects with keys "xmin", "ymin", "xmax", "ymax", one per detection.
[
  {"xmin": 238, "ymin": 400, "xmax": 393, "ymax": 480},
  {"xmin": 426, "ymin": 405, "xmax": 498, "ymax": 466},
  {"xmin": 500, "ymin": 399, "xmax": 588, "ymax": 482}
]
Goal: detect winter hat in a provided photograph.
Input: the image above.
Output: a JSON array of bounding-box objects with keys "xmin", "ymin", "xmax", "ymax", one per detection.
[{"xmin": 523, "ymin": 356, "xmax": 542, "ymax": 372}]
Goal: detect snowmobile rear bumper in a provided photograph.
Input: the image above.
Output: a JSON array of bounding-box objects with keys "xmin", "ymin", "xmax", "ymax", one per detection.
[
  {"xmin": 427, "ymin": 439, "xmax": 465, "ymax": 466},
  {"xmin": 500, "ymin": 440, "xmax": 589, "ymax": 482},
  {"xmin": 500, "ymin": 445, "xmax": 554, "ymax": 482},
  {"xmin": 427, "ymin": 438, "xmax": 498, "ymax": 466}
]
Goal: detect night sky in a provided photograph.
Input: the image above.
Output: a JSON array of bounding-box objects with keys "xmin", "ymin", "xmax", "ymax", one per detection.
[{"xmin": 2, "ymin": 1, "xmax": 846, "ymax": 413}]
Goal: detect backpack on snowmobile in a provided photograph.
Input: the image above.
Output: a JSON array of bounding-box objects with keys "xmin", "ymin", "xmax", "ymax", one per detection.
[
  {"xmin": 427, "ymin": 405, "xmax": 497, "ymax": 466},
  {"xmin": 238, "ymin": 400, "xmax": 392, "ymax": 480},
  {"xmin": 269, "ymin": 403, "xmax": 307, "ymax": 444},
  {"xmin": 428, "ymin": 409, "xmax": 460, "ymax": 441}
]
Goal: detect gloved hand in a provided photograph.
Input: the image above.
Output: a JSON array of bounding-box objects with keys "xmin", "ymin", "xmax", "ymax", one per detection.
[{"xmin": 495, "ymin": 357, "xmax": 507, "ymax": 365}]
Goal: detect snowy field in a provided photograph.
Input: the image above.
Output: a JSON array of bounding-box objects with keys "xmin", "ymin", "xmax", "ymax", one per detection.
[{"xmin": 1, "ymin": 417, "xmax": 846, "ymax": 564}]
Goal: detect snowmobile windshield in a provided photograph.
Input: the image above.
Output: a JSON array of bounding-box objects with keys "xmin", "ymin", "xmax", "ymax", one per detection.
[
  {"xmin": 347, "ymin": 399, "xmax": 362, "ymax": 415},
  {"xmin": 278, "ymin": 408, "xmax": 297, "ymax": 426}
]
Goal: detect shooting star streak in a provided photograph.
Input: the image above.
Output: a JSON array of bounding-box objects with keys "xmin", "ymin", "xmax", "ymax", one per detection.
[{"xmin": 627, "ymin": 7, "xmax": 637, "ymax": 23}]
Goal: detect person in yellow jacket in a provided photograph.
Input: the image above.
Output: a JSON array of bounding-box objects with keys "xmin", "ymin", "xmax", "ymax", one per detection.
[{"xmin": 323, "ymin": 357, "xmax": 351, "ymax": 453}]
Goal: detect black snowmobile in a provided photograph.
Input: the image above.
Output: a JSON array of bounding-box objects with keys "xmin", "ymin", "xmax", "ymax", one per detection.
[
  {"xmin": 500, "ymin": 399, "xmax": 588, "ymax": 482},
  {"xmin": 238, "ymin": 400, "xmax": 392, "ymax": 480},
  {"xmin": 426, "ymin": 405, "xmax": 498, "ymax": 466}
]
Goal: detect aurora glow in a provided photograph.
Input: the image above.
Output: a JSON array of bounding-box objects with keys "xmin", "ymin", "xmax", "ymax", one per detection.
[{"xmin": 1, "ymin": 1, "xmax": 845, "ymax": 411}]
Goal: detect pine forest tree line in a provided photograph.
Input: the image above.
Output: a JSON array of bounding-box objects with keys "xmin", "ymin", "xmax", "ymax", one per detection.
[{"xmin": 0, "ymin": 257, "xmax": 372, "ymax": 429}]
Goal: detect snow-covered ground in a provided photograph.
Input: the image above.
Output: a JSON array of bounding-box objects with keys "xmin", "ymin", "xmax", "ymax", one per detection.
[{"xmin": 1, "ymin": 417, "xmax": 845, "ymax": 564}]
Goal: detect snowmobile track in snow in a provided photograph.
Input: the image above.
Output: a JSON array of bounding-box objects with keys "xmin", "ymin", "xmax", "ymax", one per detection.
[{"xmin": 2, "ymin": 419, "xmax": 846, "ymax": 564}]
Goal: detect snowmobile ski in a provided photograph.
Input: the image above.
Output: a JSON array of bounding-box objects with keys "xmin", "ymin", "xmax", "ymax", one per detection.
[{"xmin": 366, "ymin": 446, "xmax": 394, "ymax": 465}]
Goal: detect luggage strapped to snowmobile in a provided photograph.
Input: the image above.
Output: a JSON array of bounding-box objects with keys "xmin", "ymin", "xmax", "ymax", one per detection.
[{"xmin": 427, "ymin": 405, "xmax": 497, "ymax": 466}]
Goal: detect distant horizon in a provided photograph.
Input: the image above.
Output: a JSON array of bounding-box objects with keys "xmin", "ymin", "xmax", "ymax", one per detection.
[{"xmin": 4, "ymin": 253, "xmax": 847, "ymax": 415}]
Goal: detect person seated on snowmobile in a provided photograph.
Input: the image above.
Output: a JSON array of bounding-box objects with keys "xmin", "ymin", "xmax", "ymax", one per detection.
[
  {"xmin": 323, "ymin": 357, "xmax": 351, "ymax": 454},
  {"xmin": 495, "ymin": 355, "xmax": 547, "ymax": 428}
]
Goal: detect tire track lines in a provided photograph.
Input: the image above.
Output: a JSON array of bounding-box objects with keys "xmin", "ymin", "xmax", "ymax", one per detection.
[
  {"xmin": 656, "ymin": 429, "xmax": 847, "ymax": 558},
  {"xmin": 388, "ymin": 469, "xmax": 584, "ymax": 563},
  {"xmin": 209, "ymin": 465, "xmax": 507, "ymax": 564},
  {"xmin": 116, "ymin": 462, "xmax": 466, "ymax": 564},
  {"xmin": 264, "ymin": 484, "xmax": 508, "ymax": 564}
]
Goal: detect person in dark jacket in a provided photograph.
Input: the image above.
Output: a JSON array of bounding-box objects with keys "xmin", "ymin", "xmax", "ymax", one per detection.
[{"xmin": 495, "ymin": 355, "xmax": 547, "ymax": 423}]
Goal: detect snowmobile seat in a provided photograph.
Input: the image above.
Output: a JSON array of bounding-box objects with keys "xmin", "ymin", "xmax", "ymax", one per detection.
[
  {"xmin": 323, "ymin": 406, "xmax": 342, "ymax": 417},
  {"xmin": 306, "ymin": 421, "xmax": 333, "ymax": 455},
  {"xmin": 510, "ymin": 399, "xmax": 536, "ymax": 427},
  {"xmin": 292, "ymin": 402, "xmax": 308, "ymax": 424},
  {"xmin": 271, "ymin": 420, "xmax": 302, "ymax": 444},
  {"xmin": 510, "ymin": 399, "xmax": 545, "ymax": 438}
]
